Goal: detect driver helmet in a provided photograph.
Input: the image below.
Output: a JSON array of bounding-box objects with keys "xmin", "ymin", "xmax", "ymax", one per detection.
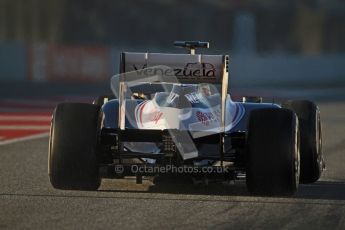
[{"xmin": 198, "ymin": 83, "xmax": 212, "ymax": 96}]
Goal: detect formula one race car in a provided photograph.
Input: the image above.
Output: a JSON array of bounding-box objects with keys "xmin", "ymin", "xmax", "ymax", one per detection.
[{"xmin": 48, "ymin": 41, "xmax": 325, "ymax": 196}]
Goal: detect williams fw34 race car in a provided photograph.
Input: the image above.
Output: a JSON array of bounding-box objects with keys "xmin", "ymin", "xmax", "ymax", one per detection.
[{"xmin": 48, "ymin": 41, "xmax": 325, "ymax": 196}]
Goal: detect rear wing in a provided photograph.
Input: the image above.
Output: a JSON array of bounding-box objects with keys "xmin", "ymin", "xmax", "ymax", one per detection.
[
  {"xmin": 119, "ymin": 51, "xmax": 229, "ymax": 130},
  {"xmin": 120, "ymin": 52, "xmax": 229, "ymax": 84},
  {"xmin": 115, "ymin": 49, "xmax": 229, "ymax": 161}
]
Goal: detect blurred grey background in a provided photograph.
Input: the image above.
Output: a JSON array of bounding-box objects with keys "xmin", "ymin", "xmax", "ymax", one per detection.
[{"xmin": 0, "ymin": 0, "xmax": 345, "ymax": 90}]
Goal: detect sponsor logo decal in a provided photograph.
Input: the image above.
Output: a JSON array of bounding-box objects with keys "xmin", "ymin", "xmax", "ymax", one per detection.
[
  {"xmin": 185, "ymin": 92, "xmax": 201, "ymax": 104},
  {"xmin": 196, "ymin": 110, "xmax": 220, "ymax": 126},
  {"xmin": 151, "ymin": 111, "xmax": 163, "ymax": 124},
  {"xmin": 133, "ymin": 62, "xmax": 216, "ymax": 79}
]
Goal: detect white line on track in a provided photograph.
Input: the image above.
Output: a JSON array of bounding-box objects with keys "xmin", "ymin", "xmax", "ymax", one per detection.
[
  {"xmin": 0, "ymin": 99, "xmax": 62, "ymax": 105},
  {"xmin": 0, "ymin": 108, "xmax": 52, "ymax": 113},
  {"xmin": 0, "ymin": 125, "xmax": 50, "ymax": 130},
  {"xmin": 0, "ymin": 98, "xmax": 93, "ymax": 106},
  {"xmin": 0, "ymin": 115, "xmax": 51, "ymax": 121},
  {"xmin": 0, "ymin": 132, "xmax": 49, "ymax": 146}
]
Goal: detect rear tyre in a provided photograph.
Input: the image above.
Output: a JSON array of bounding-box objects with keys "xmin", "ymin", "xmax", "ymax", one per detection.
[
  {"xmin": 246, "ymin": 108, "xmax": 300, "ymax": 196},
  {"xmin": 282, "ymin": 100, "xmax": 323, "ymax": 183},
  {"xmin": 49, "ymin": 103, "xmax": 102, "ymax": 190}
]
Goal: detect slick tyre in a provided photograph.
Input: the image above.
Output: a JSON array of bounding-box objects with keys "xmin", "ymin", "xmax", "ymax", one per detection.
[
  {"xmin": 49, "ymin": 103, "xmax": 102, "ymax": 190},
  {"xmin": 282, "ymin": 100, "xmax": 323, "ymax": 183},
  {"xmin": 246, "ymin": 108, "xmax": 300, "ymax": 196}
]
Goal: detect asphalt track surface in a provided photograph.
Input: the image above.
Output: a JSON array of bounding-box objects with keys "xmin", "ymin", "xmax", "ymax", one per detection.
[{"xmin": 1, "ymin": 84, "xmax": 345, "ymax": 229}]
